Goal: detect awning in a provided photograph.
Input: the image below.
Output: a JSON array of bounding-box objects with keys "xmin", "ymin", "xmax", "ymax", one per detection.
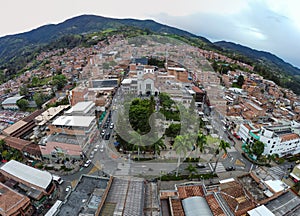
[{"xmin": 290, "ymin": 172, "xmax": 300, "ymax": 181}]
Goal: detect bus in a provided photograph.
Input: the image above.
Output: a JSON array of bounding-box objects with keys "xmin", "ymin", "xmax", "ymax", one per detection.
[{"xmin": 52, "ymin": 175, "xmax": 64, "ymax": 184}]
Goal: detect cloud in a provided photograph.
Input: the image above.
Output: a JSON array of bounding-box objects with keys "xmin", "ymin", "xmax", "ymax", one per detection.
[{"xmin": 153, "ymin": 1, "xmax": 300, "ymax": 68}]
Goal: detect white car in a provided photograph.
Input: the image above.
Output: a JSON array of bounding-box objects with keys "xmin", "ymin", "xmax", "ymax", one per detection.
[
  {"xmin": 84, "ymin": 160, "xmax": 92, "ymax": 167},
  {"xmin": 109, "ymin": 122, "xmax": 114, "ymax": 129},
  {"xmin": 65, "ymin": 186, "xmax": 71, "ymax": 192},
  {"xmin": 100, "ymin": 145, "xmax": 104, "ymax": 152}
]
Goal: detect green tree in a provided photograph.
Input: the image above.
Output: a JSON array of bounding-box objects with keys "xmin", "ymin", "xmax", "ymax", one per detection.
[
  {"xmin": 159, "ymin": 93, "xmax": 174, "ymax": 110},
  {"xmin": 165, "ymin": 124, "xmax": 181, "ymax": 139},
  {"xmin": 129, "ymin": 98, "xmax": 154, "ymax": 134},
  {"xmin": 16, "ymin": 99, "xmax": 29, "ymax": 111},
  {"xmin": 173, "ymin": 134, "xmax": 193, "ymax": 176},
  {"xmin": 0, "ymin": 139, "xmax": 6, "ymax": 152},
  {"xmin": 151, "ymin": 138, "xmax": 165, "ymax": 158},
  {"xmin": 219, "ymin": 140, "xmax": 231, "ymax": 155},
  {"xmin": 195, "ymin": 130, "xmax": 207, "ymax": 161},
  {"xmin": 33, "ymin": 92, "xmax": 47, "ymax": 108},
  {"xmin": 252, "ymin": 140, "xmax": 265, "ymax": 159},
  {"xmin": 19, "ymin": 85, "xmax": 29, "ymax": 96},
  {"xmin": 185, "ymin": 163, "xmax": 198, "ymax": 180},
  {"xmin": 237, "ymin": 75, "xmax": 245, "ymax": 87},
  {"xmin": 31, "ymin": 76, "xmax": 39, "ymax": 87},
  {"xmin": 52, "ymin": 74, "xmax": 67, "ymax": 90},
  {"xmin": 212, "ymin": 140, "xmax": 231, "ymax": 173},
  {"xmin": 129, "ymin": 129, "xmax": 145, "ymax": 161}
]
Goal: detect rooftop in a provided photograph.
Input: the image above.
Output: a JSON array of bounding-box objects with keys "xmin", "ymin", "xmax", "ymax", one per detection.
[
  {"xmin": 247, "ymin": 205, "xmax": 275, "ymax": 216},
  {"xmin": 0, "ymin": 160, "xmax": 52, "ymax": 190},
  {"xmin": 52, "ymin": 115, "xmax": 95, "ymax": 127},
  {"xmin": 0, "ymin": 182, "xmax": 30, "ymax": 215},
  {"xmin": 65, "ymin": 101, "xmax": 94, "ymax": 115},
  {"xmin": 101, "ymin": 177, "xmax": 144, "ymax": 216},
  {"xmin": 265, "ymin": 190, "xmax": 300, "ymax": 215},
  {"xmin": 58, "ymin": 175, "xmax": 109, "ymax": 216},
  {"xmin": 1, "ymin": 95, "xmax": 24, "ymax": 105},
  {"xmin": 35, "ymin": 105, "xmax": 70, "ymax": 126},
  {"xmin": 91, "ymin": 79, "xmax": 118, "ymax": 88},
  {"xmin": 182, "ymin": 196, "xmax": 213, "ymax": 216}
]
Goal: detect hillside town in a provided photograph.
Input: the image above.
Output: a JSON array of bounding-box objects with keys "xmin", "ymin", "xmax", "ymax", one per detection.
[{"xmin": 1, "ymin": 34, "xmax": 300, "ymax": 216}]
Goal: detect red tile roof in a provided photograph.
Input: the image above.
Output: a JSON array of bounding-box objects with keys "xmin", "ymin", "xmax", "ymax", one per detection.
[
  {"xmin": 205, "ymin": 194, "xmax": 226, "ymax": 216},
  {"xmin": 177, "ymin": 185, "xmax": 204, "ymax": 199},
  {"xmin": 170, "ymin": 199, "xmax": 185, "ymax": 216},
  {"xmin": 192, "ymin": 86, "xmax": 204, "ymax": 94}
]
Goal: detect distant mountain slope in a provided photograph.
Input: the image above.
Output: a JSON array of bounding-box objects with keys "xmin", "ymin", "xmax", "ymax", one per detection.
[
  {"xmin": 1, "ymin": 14, "xmax": 300, "ymax": 93},
  {"xmin": 214, "ymin": 41, "xmax": 300, "ymax": 76},
  {"xmin": 0, "ymin": 14, "xmax": 212, "ymax": 76}
]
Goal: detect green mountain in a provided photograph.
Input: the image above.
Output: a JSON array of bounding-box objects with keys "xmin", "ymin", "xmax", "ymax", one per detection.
[
  {"xmin": 0, "ymin": 15, "xmax": 213, "ymax": 79},
  {"xmin": 214, "ymin": 41, "xmax": 300, "ymax": 93},
  {"xmin": 0, "ymin": 14, "xmax": 300, "ymax": 93}
]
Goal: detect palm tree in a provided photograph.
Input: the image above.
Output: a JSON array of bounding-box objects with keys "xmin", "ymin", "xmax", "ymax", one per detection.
[
  {"xmin": 185, "ymin": 163, "xmax": 198, "ymax": 180},
  {"xmin": 212, "ymin": 140, "xmax": 231, "ymax": 173},
  {"xmin": 267, "ymin": 154, "xmax": 276, "ymax": 163},
  {"xmin": 219, "ymin": 140, "xmax": 231, "ymax": 155},
  {"xmin": 173, "ymin": 134, "xmax": 193, "ymax": 176},
  {"xmin": 195, "ymin": 131, "xmax": 207, "ymax": 161},
  {"xmin": 129, "ymin": 130, "xmax": 144, "ymax": 161},
  {"xmin": 151, "ymin": 138, "xmax": 166, "ymax": 159}
]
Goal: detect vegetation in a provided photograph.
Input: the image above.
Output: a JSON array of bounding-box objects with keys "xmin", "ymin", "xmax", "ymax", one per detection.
[
  {"xmin": 0, "ymin": 139, "xmax": 23, "ymax": 162},
  {"xmin": 33, "ymin": 92, "xmax": 50, "ymax": 108},
  {"xmin": 160, "ymin": 172, "xmax": 217, "ymax": 181},
  {"xmin": 251, "ymin": 140, "xmax": 265, "ymax": 160},
  {"xmin": 173, "ymin": 134, "xmax": 194, "ymax": 176},
  {"xmin": 16, "ymin": 99, "xmax": 29, "ymax": 111},
  {"xmin": 165, "ymin": 124, "xmax": 181, "ymax": 139},
  {"xmin": 52, "ymin": 74, "xmax": 67, "ymax": 90}
]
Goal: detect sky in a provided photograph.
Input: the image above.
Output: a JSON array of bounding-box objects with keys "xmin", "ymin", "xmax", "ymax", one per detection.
[{"xmin": 1, "ymin": 0, "xmax": 300, "ymax": 67}]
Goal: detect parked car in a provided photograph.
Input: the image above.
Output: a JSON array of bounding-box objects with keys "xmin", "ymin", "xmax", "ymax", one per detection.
[
  {"xmin": 225, "ymin": 166, "xmax": 235, "ymax": 171},
  {"xmin": 110, "ymin": 122, "xmax": 114, "ymax": 129},
  {"xmin": 101, "ymin": 129, "xmax": 106, "ymax": 137},
  {"xmin": 84, "ymin": 160, "xmax": 92, "ymax": 167},
  {"xmin": 65, "ymin": 186, "xmax": 71, "ymax": 192},
  {"xmin": 100, "ymin": 145, "xmax": 104, "ymax": 152},
  {"xmin": 196, "ymin": 163, "xmax": 206, "ymax": 168},
  {"xmin": 105, "ymin": 133, "xmax": 111, "ymax": 140}
]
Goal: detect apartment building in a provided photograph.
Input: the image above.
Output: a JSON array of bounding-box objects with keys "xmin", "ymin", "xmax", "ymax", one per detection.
[
  {"xmin": 259, "ymin": 125, "xmax": 300, "ymax": 157},
  {"xmin": 238, "ymin": 123, "xmax": 300, "ymax": 157}
]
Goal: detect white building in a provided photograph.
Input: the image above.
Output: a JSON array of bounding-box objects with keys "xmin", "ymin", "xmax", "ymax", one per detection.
[
  {"xmin": 238, "ymin": 122, "xmax": 300, "ymax": 157},
  {"xmin": 64, "ymin": 101, "xmax": 95, "ymax": 116},
  {"xmin": 259, "ymin": 125, "xmax": 300, "ymax": 157},
  {"xmin": 121, "ymin": 78, "xmax": 138, "ymax": 93}
]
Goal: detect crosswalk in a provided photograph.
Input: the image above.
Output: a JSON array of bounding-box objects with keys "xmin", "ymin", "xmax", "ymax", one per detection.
[
  {"xmin": 114, "ymin": 162, "xmax": 130, "ymax": 176},
  {"xmin": 209, "ymin": 162, "xmax": 227, "ymax": 173},
  {"xmin": 268, "ymin": 166, "xmax": 285, "ymax": 178}
]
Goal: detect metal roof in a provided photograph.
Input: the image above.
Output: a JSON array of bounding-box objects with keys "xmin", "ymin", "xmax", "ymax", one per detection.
[
  {"xmin": 65, "ymin": 101, "xmax": 94, "ymax": 114},
  {"xmin": 247, "ymin": 205, "xmax": 275, "ymax": 216},
  {"xmin": 1, "ymin": 96, "xmax": 24, "ymax": 105},
  {"xmin": 52, "ymin": 116, "xmax": 95, "ymax": 127},
  {"xmin": 182, "ymin": 196, "xmax": 213, "ymax": 216},
  {"xmin": 0, "ymin": 160, "xmax": 52, "ymax": 190}
]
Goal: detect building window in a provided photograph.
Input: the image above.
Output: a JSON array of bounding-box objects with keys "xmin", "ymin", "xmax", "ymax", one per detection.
[
  {"xmin": 270, "ymin": 150, "xmax": 273, "ymax": 153},
  {"xmin": 268, "ymin": 140, "xmax": 270, "ymax": 143},
  {"xmin": 272, "ymin": 145, "xmax": 274, "ymax": 148}
]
